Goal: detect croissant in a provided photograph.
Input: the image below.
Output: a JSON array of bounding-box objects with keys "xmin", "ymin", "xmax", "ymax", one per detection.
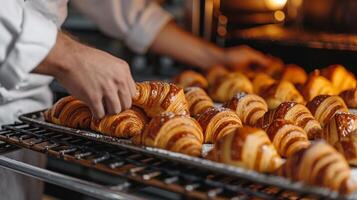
[
  {"xmin": 132, "ymin": 112, "xmax": 203, "ymax": 156},
  {"xmin": 207, "ymin": 127, "xmax": 283, "ymax": 173},
  {"xmin": 44, "ymin": 96, "xmax": 92, "ymax": 129},
  {"xmin": 184, "ymin": 87, "xmax": 214, "ymax": 118},
  {"xmin": 209, "ymin": 72, "xmax": 254, "ymax": 102},
  {"xmin": 266, "ymin": 119, "xmax": 310, "ymax": 157},
  {"xmin": 280, "ymin": 64, "xmax": 307, "ymax": 85},
  {"xmin": 90, "ymin": 107, "xmax": 148, "ymax": 138},
  {"xmin": 260, "ymin": 81, "xmax": 305, "ymax": 110},
  {"xmin": 321, "ymin": 64, "xmax": 356, "ymax": 93},
  {"xmin": 340, "ymin": 88, "xmax": 357, "ymax": 108},
  {"xmin": 302, "ymin": 70, "xmax": 337, "ymax": 101},
  {"xmin": 257, "ymin": 102, "xmax": 322, "ymax": 140},
  {"xmin": 306, "ymin": 95, "xmax": 349, "ymax": 128},
  {"xmin": 206, "ymin": 65, "xmax": 229, "ymax": 86},
  {"xmin": 197, "ymin": 107, "xmax": 242, "ymax": 143},
  {"xmin": 224, "ymin": 92, "xmax": 268, "ymax": 126},
  {"xmin": 252, "ymin": 73, "xmax": 276, "ymax": 94},
  {"xmin": 323, "ymin": 113, "xmax": 357, "ymax": 165},
  {"xmin": 172, "ymin": 70, "xmax": 208, "ymax": 90},
  {"xmin": 278, "ymin": 142, "xmax": 357, "ymax": 194},
  {"xmin": 133, "ymin": 81, "xmax": 189, "ymax": 117}
]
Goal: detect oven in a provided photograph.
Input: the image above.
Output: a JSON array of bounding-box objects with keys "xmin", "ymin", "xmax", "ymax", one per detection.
[
  {"xmin": 194, "ymin": 0, "xmax": 357, "ymax": 73},
  {"xmin": 1, "ymin": 1, "xmax": 357, "ymax": 200}
]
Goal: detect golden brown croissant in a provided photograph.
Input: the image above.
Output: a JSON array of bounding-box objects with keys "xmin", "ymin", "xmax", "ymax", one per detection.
[
  {"xmin": 197, "ymin": 107, "xmax": 242, "ymax": 143},
  {"xmin": 172, "ymin": 70, "xmax": 208, "ymax": 90},
  {"xmin": 132, "ymin": 112, "xmax": 203, "ymax": 156},
  {"xmin": 206, "ymin": 65, "xmax": 229, "ymax": 86},
  {"xmin": 90, "ymin": 107, "xmax": 148, "ymax": 138},
  {"xmin": 260, "ymin": 81, "xmax": 305, "ymax": 110},
  {"xmin": 207, "ymin": 127, "xmax": 283, "ymax": 173},
  {"xmin": 266, "ymin": 119, "xmax": 310, "ymax": 157},
  {"xmin": 133, "ymin": 81, "xmax": 189, "ymax": 117},
  {"xmin": 44, "ymin": 96, "xmax": 92, "ymax": 129},
  {"xmin": 184, "ymin": 87, "xmax": 214, "ymax": 118},
  {"xmin": 302, "ymin": 70, "xmax": 337, "ymax": 101},
  {"xmin": 306, "ymin": 95, "xmax": 348, "ymax": 128},
  {"xmin": 340, "ymin": 88, "xmax": 357, "ymax": 108},
  {"xmin": 224, "ymin": 92, "xmax": 268, "ymax": 126},
  {"xmin": 257, "ymin": 102, "xmax": 322, "ymax": 140},
  {"xmin": 277, "ymin": 142, "xmax": 357, "ymax": 194},
  {"xmin": 321, "ymin": 64, "xmax": 356, "ymax": 93},
  {"xmin": 323, "ymin": 113, "xmax": 357, "ymax": 165},
  {"xmin": 209, "ymin": 72, "xmax": 254, "ymax": 102},
  {"xmin": 251, "ymin": 73, "xmax": 276, "ymax": 94},
  {"xmin": 280, "ymin": 64, "xmax": 308, "ymax": 85}
]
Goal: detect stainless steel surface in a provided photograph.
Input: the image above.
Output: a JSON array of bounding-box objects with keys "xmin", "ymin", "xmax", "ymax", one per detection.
[
  {"xmin": 0, "ymin": 142, "xmax": 20, "ymax": 155},
  {"xmin": 0, "ymin": 156, "xmax": 142, "ymax": 200},
  {"xmin": 13, "ymin": 110, "xmax": 357, "ymax": 199},
  {"xmin": 191, "ymin": 0, "xmax": 201, "ymax": 36},
  {"xmin": 204, "ymin": 0, "xmax": 214, "ymax": 41}
]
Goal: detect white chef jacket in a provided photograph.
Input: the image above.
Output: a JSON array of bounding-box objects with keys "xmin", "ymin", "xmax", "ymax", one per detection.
[
  {"xmin": 0, "ymin": 0, "xmax": 172, "ymax": 124},
  {"xmin": 0, "ymin": 1, "xmax": 171, "ymax": 200}
]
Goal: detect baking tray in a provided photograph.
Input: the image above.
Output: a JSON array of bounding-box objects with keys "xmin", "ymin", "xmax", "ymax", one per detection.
[{"xmin": 16, "ymin": 110, "xmax": 357, "ymax": 199}]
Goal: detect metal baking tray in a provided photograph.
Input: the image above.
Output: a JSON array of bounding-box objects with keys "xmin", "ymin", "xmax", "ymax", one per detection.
[{"xmin": 17, "ymin": 110, "xmax": 357, "ymax": 199}]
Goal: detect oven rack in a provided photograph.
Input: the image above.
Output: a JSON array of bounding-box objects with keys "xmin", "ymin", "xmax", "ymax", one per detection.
[{"xmin": 0, "ymin": 110, "xmax": 354, "ymax": 199}]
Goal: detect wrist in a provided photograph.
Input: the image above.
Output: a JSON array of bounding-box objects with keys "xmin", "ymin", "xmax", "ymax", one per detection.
[
  {"xmin": 200, "ymin": 44, "xmax": 225, "ymax": 69},
  {"xmin": 34, "ymin": 32, "xmax": 81, "ymax": 78}
]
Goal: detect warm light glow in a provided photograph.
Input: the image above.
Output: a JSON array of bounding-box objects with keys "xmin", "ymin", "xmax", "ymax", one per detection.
[
  {"xmin": 218, "ymin": 15, "xmax": 228, "ymax": 25},
  {"xmin": 274, "ymin": 10, "xmax": 286, "ymax": 22},
  {"xmin": 292, "ymin": 0, "xmax": 303, "ymax": 7},
  {"xmin": 217, "ymin": 26, "xmax": 227, "ymax": 36},
  {"xmin": 265, "ymin": 0, "xmax": 288, "ymax": 10}
]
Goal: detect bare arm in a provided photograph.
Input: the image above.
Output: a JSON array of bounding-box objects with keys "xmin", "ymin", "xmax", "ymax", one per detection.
[
  {"xmin": 33, "ymin": 32, "xmax": 136, "ymax": 118},
  {"xmin": 149, "ymin": 22, "xmax": 271, "ymax": 70}
]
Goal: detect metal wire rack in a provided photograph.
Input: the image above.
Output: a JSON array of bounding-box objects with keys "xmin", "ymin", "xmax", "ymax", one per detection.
[{"xmin": 0, "ymin": 111, "xmax": 354, "ymax": 200}]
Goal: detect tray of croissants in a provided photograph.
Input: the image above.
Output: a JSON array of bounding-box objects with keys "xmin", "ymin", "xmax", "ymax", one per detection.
[{"xmin": 19, "ymin": 61, "xmax": 357, "ymax": 198}]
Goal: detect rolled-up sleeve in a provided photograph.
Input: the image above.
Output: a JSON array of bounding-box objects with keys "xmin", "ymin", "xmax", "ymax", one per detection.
[
  {"xmin": 72, "ymin": 0, "xmax": 172, "ymax": 54},
  {"xmin": 0, "ymin": 1, "xmax": 57, "ymax": 89}
]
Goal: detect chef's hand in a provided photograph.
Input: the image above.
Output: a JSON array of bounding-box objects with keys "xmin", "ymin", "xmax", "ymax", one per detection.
[
  {"xmin": 149, "ymin": 22, "xmax": 271, "ymax": 70},
  {"xmin": 33, "ymin": 32, "xmax": 136, "ymax": 119},
  {"xmin": 223, "ymin": 45, "xmax": 271, "ymax": 71}
]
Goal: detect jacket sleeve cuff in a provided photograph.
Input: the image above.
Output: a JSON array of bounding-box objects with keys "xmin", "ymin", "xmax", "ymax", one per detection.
[
  {"xmin": 0, "ymin": 6, "xmax": 57, "ymax": 90},
  {"xmin": 125, "ymin": 3, "xmax": 172, "ymax": 54}
]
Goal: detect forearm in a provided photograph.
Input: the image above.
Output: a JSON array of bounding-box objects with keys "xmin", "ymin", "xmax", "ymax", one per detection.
[
  {"xmin": 33, "ymin": 31, "xmax": 137, "ymax": 118},
  {"xmin": 149, "ymin": 22, "xmax": 225, "ymax": 70},
  {"xmin": 33, "ymin": 32, "xmax": 83, "ymax": 78}
]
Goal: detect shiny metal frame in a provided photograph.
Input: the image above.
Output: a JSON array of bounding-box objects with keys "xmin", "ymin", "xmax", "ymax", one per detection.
[
  {"xmin": 15, "ymin": 110, "xmax": 357, "ymax": 200},
  {"xmin": 0, "ymin": 155, "xmax": 142, "ymax": 200}
]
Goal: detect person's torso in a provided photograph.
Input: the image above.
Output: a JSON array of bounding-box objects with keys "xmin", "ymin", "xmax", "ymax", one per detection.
[{"xmin": 0, "ymin": 0, "xmax": 68, "ymax": 105}]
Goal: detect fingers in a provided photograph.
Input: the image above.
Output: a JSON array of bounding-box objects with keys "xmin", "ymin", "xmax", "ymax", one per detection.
[
  {"xmin": 103, "ymin": 91, "xmax": 122, "ymax": 115},
  {"xmin": 250, "ymin": 52, "xmax": 271, "ymax": 67},
  {"xmin": 228, "ymin": 45, "xmax": 271, "ymax": 68},
  {"xmin": 127, "ymin": 76, "xmax": 137, "ymax": 98},
  {"xmin": 118, "ymin": 82, "xmax": 132, "ymax": 110},
  {"xmin": 88, "ymin": 94, "xmax": 105, "ymax": 119},
  {"xmin": 241, "ymin": 46, "xmax": 270, "ymax": 67}
]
